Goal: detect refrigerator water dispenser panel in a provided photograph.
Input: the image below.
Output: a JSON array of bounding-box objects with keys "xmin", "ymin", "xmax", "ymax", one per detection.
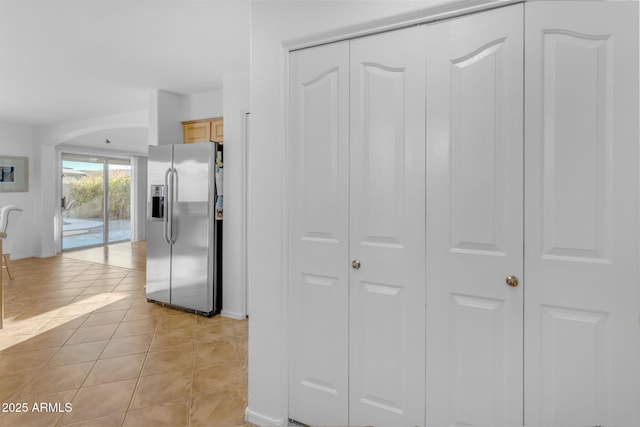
[{"xmin": 151, "ymin": 185, "xmax": 165, "ymax": 219}]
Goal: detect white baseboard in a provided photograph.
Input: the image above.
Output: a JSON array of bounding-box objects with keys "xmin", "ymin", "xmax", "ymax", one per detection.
[
  {"xmin": 245, "ymin": 407, "xmax": 285, "ymax": 426},
  {"xmin": 221, "ymin": 309, "xmax": 246, "ymax": 320},
  {"xmin": 35, "ymin": 251, "xmax": 56, "ymax": 259},
  {"xmin": 9, "ymin": 252, "xmax": 30, "ymax": 260}
]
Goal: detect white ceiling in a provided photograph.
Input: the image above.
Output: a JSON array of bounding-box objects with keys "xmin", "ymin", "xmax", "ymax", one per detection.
[{"xmin": 0, "ymin": 0, "xmax": 250, "ymax": 127}]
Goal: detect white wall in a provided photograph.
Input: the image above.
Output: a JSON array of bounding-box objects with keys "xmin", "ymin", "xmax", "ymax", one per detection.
[
  {"xmin": 221, "ymin": 72, "xmax": 250, "ymax": 320},
  {"xmin": 0, "ymin": 123, "xmax": 36, "ymax": 259},
  {"xmin": 248, "ymin": 1, "xmax": 484, "ymax": 425},
  {"xmin": 37, "ymin": 144, "xmax": 57, "ymax": 257},
  {"xmin": 132, "ymin": 156, "xmax": 148, "ymax": 241},
  {"xmin": 190, "ymin": 89, "xmax": 223, "ymax": 120}
]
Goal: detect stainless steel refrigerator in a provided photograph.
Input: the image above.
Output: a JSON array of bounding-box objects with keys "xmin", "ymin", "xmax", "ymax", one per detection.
[{"xmin": 146, "ymin": 143, "xmax": 222, "ymax": 316}]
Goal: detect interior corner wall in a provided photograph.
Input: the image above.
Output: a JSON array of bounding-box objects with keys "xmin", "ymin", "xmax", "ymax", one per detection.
[
  {"xmin": 149, "ymin": 88, "xmax": 224, "ymax": 147},
  {"xmin": 0, "ymin": 123, "xmax": 37, "ymax": 259},
  {"xmin": 248, "ymin": 1, "xmax": 446, "ymax": 424},
  {"xmin": 148, "ymin": 90, "xmax": 160, "ymax": 147},
  {"xmin": 150, "ymin": 89, "xmax": 189, "ymax": 146}
]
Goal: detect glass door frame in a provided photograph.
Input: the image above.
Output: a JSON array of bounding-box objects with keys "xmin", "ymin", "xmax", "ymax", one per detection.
[{"xmin": 58, "ymin": 150, "xmax": 133, "ymax": 252}]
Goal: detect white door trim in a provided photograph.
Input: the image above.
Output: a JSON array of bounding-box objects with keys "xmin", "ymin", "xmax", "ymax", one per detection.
[
  {"xmin": 242, "ymin": 110, "xmax": 250, "ymax": 318},
  {"xmin": 282, "ymin": 0, "xmax": 523, "ymax": 52}
]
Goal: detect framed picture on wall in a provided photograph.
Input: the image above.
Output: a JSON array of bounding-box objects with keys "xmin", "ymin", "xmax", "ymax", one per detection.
[{"xmin": 0, "ymin": 156, "xmax": 28, "ymax": 192}]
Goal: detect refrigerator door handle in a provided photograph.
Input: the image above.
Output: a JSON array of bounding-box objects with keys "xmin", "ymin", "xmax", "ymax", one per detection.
[
  {"xmin": 169, "ymin": 168, "xmax": 177, "ymax": 244},
  {"xmin": 173, "ymin": 167, "xmax": 179, "ymax": 203},
  {"xmin": 163, "ymin": 168, "xmax": 172, "ymax": 245}
]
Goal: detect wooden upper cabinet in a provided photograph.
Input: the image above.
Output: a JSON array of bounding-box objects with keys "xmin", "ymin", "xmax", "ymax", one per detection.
[
  {"xmin": 182, "ymin": 118, "xmax": 224, "ymax": 144},
  {"xmin": 210, "ymin": 118, "xmax": 224, "ymax": 143},
  {"xmin": 183, "ymin": 120, "xmax": 210, "ymax": 143}
]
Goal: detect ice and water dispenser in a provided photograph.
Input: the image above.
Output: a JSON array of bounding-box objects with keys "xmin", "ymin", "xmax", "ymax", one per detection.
[{"xmin": 151, "ymin": 185, "xmax": 164, "ymax": 219}]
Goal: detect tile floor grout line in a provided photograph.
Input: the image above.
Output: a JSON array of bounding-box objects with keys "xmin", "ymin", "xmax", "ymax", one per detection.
[
  {"xmin": 187, "ymin": 324, "xmax": 196, "ymax": 427},
  {"xmin": 122, "ymin": 309, "xmax": 160, "ymax": 421}
]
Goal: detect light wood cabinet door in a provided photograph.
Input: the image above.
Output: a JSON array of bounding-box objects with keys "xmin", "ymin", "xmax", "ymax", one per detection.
[
  {"xmin": 183, "ymin": 120, "xmax": 211, "ymax": 144},
  {"xmin": 183, "ymin": 118, "xmax": 224, "ymax": 144},
  {"xmin": 210, "ymin": 118, "xmax": 224, "ymax": 143}
]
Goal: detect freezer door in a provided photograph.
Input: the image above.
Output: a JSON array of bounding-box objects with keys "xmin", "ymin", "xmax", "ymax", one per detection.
[
  {"xmin": 170, "ymin": 143, "xmax": 215, "ymax": 313},
  {"xmin": 146, "ymin": 145, "xmax": 173, "ymax": 304}
]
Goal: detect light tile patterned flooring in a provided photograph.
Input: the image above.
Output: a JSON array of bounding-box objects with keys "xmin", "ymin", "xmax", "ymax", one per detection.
[{"xmin": 0, "ymin": 243, "xmax": 252, "ymax": 426}]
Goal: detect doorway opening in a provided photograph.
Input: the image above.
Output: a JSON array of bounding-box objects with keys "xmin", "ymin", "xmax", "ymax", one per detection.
[{"xmin": 61, "ymin": 154, "xmax": 132, "ymax": 251}]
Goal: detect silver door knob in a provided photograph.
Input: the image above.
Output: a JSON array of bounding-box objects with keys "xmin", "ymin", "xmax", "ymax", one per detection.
[
  {"xmin": 505, "ymin": 275, "xmax": 519, "ymax": 287},
  {"xmin": 352, "ymin": 260, "xmax": 361, "ymax": 270}
]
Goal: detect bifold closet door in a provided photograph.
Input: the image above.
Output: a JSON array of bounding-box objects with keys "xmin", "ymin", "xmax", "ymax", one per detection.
[
  {"xmin": 425, "ymin": 5, "xmax": 524, "ymax": 427},
  {"xmin": 349, "ymin": 25, "xmax": 426, "ymax": 427},
  {"xmin": 289, "ymin": 25, "xmax": 426, "ymax": 426},
  {"xmin": 524, "ymin": 2, "xmax": 640, "ymax": 426},
  {"xmin": 289, "ymin": 41, "xmax": 350, "ymax": 426}
]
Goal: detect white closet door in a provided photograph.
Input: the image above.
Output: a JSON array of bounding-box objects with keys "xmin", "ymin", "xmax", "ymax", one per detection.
[
  {"xmin": 289, "ymin": 41, "xmax": 350, "ymax": 426},
  {"xmin": 425, "ymin": 5, "xmax": 524, "ymax": 426},
  {"xmin": 349, "ymin": 25, "xmax": 426, "ymax": 427},
  {"xmin": 525, "ymin": 2, "xmax": 640, "ymax": 426}
]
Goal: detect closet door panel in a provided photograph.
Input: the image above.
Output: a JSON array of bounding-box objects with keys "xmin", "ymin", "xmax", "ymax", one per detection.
[
  {"xmin": 450, "ymin": 39, "xmax": 507, "ymax": 253},
  {"xmin": 350, "ymin": 25, "xmax": 426, "ymax": 427},
  {"xmin": 525, "ymin": 3, "xmax": 640, "ymax": 426},
  {"xmin": 289, "ymin": 41, "xmax": 350, "ymax": 426},
  {"xmin": 425, "ymin": 5, "xmax": 524, "ymax": 427},
  {"xmin": 540, "ymin": 31, "xmax": 611, "ymax": 259},
  {"xmin": 357, "ymin": 62, "xmax": 406, "ymax": 242}
]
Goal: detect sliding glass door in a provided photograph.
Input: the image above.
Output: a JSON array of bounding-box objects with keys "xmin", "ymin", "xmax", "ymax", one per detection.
[{"xmin": 62, "ymin": 154, "xmax": 131, "ymax": 250}]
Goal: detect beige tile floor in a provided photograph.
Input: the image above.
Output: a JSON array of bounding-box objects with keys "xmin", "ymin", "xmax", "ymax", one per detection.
[{"xmin": 0, "ymin": 243, "xmax": 253, "ymax": 427}]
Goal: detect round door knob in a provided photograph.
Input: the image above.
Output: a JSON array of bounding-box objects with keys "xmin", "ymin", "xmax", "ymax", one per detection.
[
  {"xmin": 505, "ymin": 275, "xmax": 519, "ymax": 287},
  {"xmin": 352, "ymin": 260, "xmax": 361, "ymax": 270}
]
